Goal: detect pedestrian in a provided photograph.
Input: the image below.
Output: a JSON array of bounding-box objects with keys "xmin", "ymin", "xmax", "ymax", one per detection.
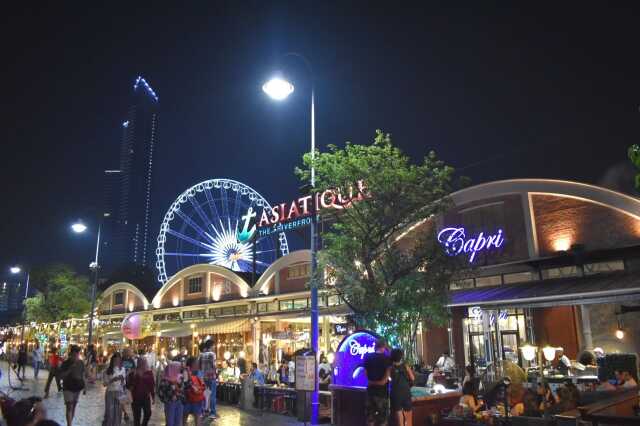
[
  {"xmin": 44, "ymin": 346, "xmax": 62, "ymax": 398},
  {"xmin": 32, "ymin": 342, "xmax": 44, "ymax": 380},
  {"xmin": 145, "ymin": 346, "xmax": 157, "ymax": 374},
  {"xmin": 122, "ymin": 347, "xmax": 136, "ymax": 374},
  {"xmin": 85, "ymin": 344, "xmax": 97, "ymax": 384},
  {"xmin": 127, "ymin": 357, "xmax": 155, "ymax": 426},
  {"xmin": 17, "ymin": 344, "xmax": 28, "ymax": 381},
  {"xmin": 198, "ymin": 339, "xmax": 218, "ymax": 420},
  {"xmin": 390, "ymin": 349, "xmax": 414, "ymax": 426},
  {"xmin": 363, "ymin": 339, "xmax": 391, "ymax": 426},
  {"xmin": 58, "ymin": 345, "xmax": 85, "ymax": 426},
  {"xmin": 158, "ymin": 361, "xmax": 185, "ymax": 426},
  {"xmin": 103, "ymin": 352, "xmax": 126, "ymax": 426},
  {"xmin": 183, "ymin": 356, "xmax": 205, "ymax": 426}
]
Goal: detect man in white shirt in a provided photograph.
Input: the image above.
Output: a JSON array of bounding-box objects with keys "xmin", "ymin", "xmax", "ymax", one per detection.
[
  {"xmin": 288, "ymin": 359, "xmax": 296, "ymax": 387},
  {"xmin": 435, "ymin": 352, "xmax": 455, "ymax": 372}
]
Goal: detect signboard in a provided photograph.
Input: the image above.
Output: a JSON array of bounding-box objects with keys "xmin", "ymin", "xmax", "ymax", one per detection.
[
  {"xmin": 333, "ymin": 324, "xmax": 349, "ymax": 335},
  {"xmin": 437, "ymin": 227, "xmax": 505, "ymax": 262},
  {"xmin": 295, "ymin": 354, "xmax": 316, "ymax": 391},
  {"xmin": 237, "ymin": 180, "xmax": 368, "ymax": 243},
  {"xmin": 333, "ymin": 330, "xmax": 388, "ymax": 388},
  {"xmin": 469, "ymin": 306, "xmax": 509, "ymax": 324}
]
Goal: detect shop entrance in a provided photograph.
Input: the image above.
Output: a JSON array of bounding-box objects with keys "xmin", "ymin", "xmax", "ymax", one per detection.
[{"xmin": 463, "ymin": 308, "xmax": 527, "ymax": 370}]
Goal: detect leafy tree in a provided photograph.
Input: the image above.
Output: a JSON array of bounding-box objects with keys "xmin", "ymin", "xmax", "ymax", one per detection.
[
  {"xmin": 628, "ymin": 144, "xmax": 640, "ymax": 190},
  {"xmin": 297, "ymin": 130, "xmax": 461, "ymax": 361},
  {"xmin": 25, "ymin": 264, "xmax": 92, "ymax": 323}
]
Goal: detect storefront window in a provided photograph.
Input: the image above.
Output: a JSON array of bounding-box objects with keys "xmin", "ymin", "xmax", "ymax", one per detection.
[
  {"xmin": 584, "ymin": 260, "xmax": 624, "ymax": 275},
  {"xmin": 235, "ymin": 305, "xmax": 248, "ymax": 315},
  {"xmin": 542, "ymin": 266, "xmax": 580, "ymax": 279},
  {"xmin": 450, "ymin": 279, "xmax": 474, "ymax": 290},
  {"xmin": 153, "ymin": 314, "xmax": 167, "ymax": 322},
  {"xmin": 183, "ymin": 309, "xmax": 205, "ymax": 320},
  {"xmin": 293, "ymin": 298, "xmax": 308, "ymax": 310},
  {"xmin": 475, "ymin": 275, "xmax": 502, "ymax": 287},
  {"xmin": 279, "ymin": 300, "xmax": 294, "ymax": 311},
  {"xmin": 167, "ymin": 313, "xmax": 180, "ymax": 321},
  {"xmin": 221, "ymin": 306, "xmax": 236, "ymax": 316}
]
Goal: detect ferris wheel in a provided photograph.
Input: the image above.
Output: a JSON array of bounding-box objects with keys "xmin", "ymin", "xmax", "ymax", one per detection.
[{"xmin": 155, "ymin": 179, "xmax": 289, "ymax": 284}]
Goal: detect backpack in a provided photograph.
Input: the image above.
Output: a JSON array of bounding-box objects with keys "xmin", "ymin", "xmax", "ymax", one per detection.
[
  {"xmin": 60, "ymin": 360, "xmax": 85, "ymax": 392},
  {"xmin": 186, "ymin": 374, "xmax": 205, "ymax": 403}
]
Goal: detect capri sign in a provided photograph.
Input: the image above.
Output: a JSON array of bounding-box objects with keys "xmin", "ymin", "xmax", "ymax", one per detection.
[{"xmin": 438, "ymin": 227, "xmax": 505, "ymax": 262}]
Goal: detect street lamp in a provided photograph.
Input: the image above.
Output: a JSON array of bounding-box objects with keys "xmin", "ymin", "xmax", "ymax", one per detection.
[
  {"xmin": 71, "ymin": 219, "xmax": 102, "ymax": 348},
  {"xmin": 10, "ymin": 266, "xmax": 30, "ymax": 346},
  {"xmin": 263, "ymin": 54, "xmax": 319, "ymax": 424}
]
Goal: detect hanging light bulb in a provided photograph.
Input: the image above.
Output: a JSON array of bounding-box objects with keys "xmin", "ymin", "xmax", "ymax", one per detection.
[
  {"xmin": 616, "ymin": 317, "xmax": 625, "ymax": 340},
  {"xmin": 542, "ymin": 346, "xmax": 557, "ymax": 362},
  {"xmin": 521, "ymin": 344, "xmax": 537, "ymax": 362}
]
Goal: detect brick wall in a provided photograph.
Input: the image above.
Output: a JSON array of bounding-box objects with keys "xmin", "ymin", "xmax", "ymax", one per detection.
[{"xmin": 532, "ymin": 195, "xmax": 640, "ymax": 256}]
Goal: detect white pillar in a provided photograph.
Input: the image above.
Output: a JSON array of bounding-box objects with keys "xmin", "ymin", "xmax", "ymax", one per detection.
[{"xmin": 580, "ymin": 305, "xmax": 593, "ymax": 350}]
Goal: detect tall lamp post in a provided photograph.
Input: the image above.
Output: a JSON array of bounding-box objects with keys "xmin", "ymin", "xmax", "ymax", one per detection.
[
  {"xmin": 9, "ymin": 266, "xmax": 30, "ymax": 346},
  {"xmin": 71, "ymin": 219, "xmax": 102, "ymax": 347},
  {"xmin": 262, "ymin": 54, "xmax": 319, "ymax": 424}
]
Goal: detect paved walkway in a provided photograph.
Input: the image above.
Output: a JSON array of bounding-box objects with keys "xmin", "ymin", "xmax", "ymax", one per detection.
[{"xmin": 0, "ymin": 363, "xmax": 305, "ymax": 426}]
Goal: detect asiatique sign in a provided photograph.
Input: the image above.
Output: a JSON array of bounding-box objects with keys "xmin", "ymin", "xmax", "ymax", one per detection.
[{"xmin": 237, "ymin": 180, "xmax": 368, "ymax": 243}]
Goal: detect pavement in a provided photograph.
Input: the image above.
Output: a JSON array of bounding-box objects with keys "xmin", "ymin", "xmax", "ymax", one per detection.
[{"xmin": 0, "ymin": 363, "xmax": 306, "ymax": 426}]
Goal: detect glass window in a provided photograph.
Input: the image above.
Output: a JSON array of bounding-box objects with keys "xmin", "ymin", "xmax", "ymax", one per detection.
[
  {"xmin": 450, "ymin": 279, "xmax": 474, "ymax": 290},
  {"xmin": 183, "ymin": 310, "xmax": 205, "ymax": 319},
  {"xmin": 221, "ymin": 306, "xmax": 236, "ymax": 316},
  {"xmin": 279, "ymin": 300, "xmax": 294, "ymax": 311},
  {"xmin": 235, "ymin": 305, "xmax": 248, "ymax": 315},
  {"xmin": 258, "ymin": 303, "xmax": 268, "ymax": 313},
  {"xmin": 288, "ymin": 263, "xmax": 311, "ymax": 279},
  {"xmin": 475, "ymin": 276, "xmax": 502, "ymax": 287},
  {"xmin": 542, "ymin": 266, "xmax": 580, "ymax": 280},
  {"xmin": 153, "ymin": 314, "xmax": 166, "ymax": 322},
  {"xmin": 293, "ymin": 299, "xmax": 308, "ymax": 310},
  {"xmin": 167, "ymin": 313, "xmax": 180, "ymax": 321},
  {"xmin": 503, "ymin": 272, "xmax": 536, "ymax": 284},
  {"xmin": 209, "ymin": 308, "xmax": 222, "ymax": 317},
  {"xmin": 584, "ymin": 260, "xmax": 624, "ymax": 275},
  {"xmin": 113, "ymin": 292, "xmax": 124, "ymax": 306},
  {"xmin": 187, "ymin": 277, "xmax": 203, "ymax": 294}
]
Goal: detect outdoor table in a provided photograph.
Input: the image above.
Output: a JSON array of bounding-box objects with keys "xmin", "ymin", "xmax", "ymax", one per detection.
[
  {"xmin": 255, "ymin": 385, "xmax": 297, "ymax": 415},
  {"xmin": 217, "ymin": 381, "xmax": 242, "ymax": 404}
]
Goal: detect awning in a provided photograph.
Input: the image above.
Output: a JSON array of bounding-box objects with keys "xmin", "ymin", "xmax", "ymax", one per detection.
[
  {"xmin": 155, "ymin": 318, "xmax": 252, "ymax": 338},
  {"xmin": 448, "ymin": 271, "xmax": 640, "ymax": 309}
]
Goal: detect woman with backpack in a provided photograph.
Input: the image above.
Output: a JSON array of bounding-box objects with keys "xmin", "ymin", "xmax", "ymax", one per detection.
[
  {"xmin": 59, "ymin": 345, "xmax": 85, "ymax": 426},
  {"xmin": 127, "ymin": 357, "xmax": 155, "ymax": 426},
  {"xmin": 390, "ymin": 348, "xmax": 415, "ymax": 426},
  {"xmin": 183, "ymin": 356, "xmax": 205, "ymax": 426},
  {"xmin": 103, "ymin": 352, "xmax": 126, "ymax": 426},
  {"xmin": 158, "ymin": 361, "xmax": 185, "ymax": 426}
]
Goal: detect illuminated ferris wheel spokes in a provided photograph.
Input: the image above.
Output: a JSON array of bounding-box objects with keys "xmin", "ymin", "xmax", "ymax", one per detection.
[{"xmin": 156, "ymin": 179, "xmax": 289, "ymax": 283}]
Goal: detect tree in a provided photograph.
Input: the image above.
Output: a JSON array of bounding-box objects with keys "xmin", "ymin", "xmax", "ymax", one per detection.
[
  {"xmin": 628, "ymin": 144, "xmax": 640, "ymax": 190},
  {"xmin": 297, "ymin": 130, "xmax": 461, "ymax": 361},
  {"xmin": 25, "ymin": 264, "xmax": 92, "ymax": 323}
]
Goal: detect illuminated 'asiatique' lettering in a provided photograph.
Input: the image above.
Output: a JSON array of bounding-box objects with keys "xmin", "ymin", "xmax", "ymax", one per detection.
[{"xmin": 438, "ymin": 227, "xmax": 504, "ymax": 262}]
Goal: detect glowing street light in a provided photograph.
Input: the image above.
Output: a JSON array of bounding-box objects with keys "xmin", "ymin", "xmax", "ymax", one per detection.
[
  {"xmin": 71, "ymin": 222, "xmax": 88, "ymax": 234},
  {"xmin": 262, "ymin": 77, "xmax": 294, "ymax": 101},
  {"xmin": 9, "ymin": 266, "xmax": 21, "ymax": 274}
]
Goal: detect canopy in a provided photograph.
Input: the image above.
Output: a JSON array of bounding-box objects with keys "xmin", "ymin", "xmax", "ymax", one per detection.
[{"xmin": 448, "ymin": 271, "xmax": 640, "ymax": 309}]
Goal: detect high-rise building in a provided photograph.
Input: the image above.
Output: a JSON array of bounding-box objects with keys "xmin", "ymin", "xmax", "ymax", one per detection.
[{"xmin": 110, "ymin": 76, "xmax": 159, "ymax": 270}]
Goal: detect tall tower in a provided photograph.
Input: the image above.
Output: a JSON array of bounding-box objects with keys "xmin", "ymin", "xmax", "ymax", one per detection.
[{"xmin": 112, "ymin": 76, "xmax": 159, "ymax": 269}]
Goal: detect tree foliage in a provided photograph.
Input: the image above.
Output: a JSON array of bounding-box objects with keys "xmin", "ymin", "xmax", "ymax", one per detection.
[
  {"xmin": 25, "ymin": 264, "xmax": 92, "ymax": 323},
  {"xmin": 297, "ymin": 130, "xmax": 461, "ymax": 361}
]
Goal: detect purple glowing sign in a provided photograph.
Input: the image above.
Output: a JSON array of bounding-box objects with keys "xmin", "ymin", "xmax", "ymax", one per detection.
[
  {"xmin": 333, "ymin": 330, "xmax": 386, "ymax": 388},
  {"xmin": 438, "ymin": 227, "xmax": 505, "ymax": 262}
]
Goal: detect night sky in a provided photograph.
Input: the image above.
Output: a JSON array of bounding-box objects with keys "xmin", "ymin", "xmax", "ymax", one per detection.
[{"xmin": 2, "ymin": 3, "xmax": 640, "ymax": 278}]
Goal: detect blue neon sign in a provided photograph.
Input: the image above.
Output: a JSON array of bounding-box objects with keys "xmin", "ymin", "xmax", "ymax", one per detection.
[{"xmin": 438, "ymin": 227, "xmax": 505, "ymax": 262}]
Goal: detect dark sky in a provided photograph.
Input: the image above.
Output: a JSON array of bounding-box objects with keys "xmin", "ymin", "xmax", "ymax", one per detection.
[{"xmin": 2, "ymin": 3, "xmax": 640, "ymax": 277}]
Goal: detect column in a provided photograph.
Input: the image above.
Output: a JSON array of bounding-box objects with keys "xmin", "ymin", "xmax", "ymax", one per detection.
[
  {"xmin": 322, "ymin": 316, "xmax": 330, "ymax": 354},
  {"xmin": 252, "ymin": 320, "xmax": 261, "ymax": 364},
  {"xmin": 580, "ymin": 304, "xmax": 593, "ymax": 350},
  {"xmin": 482, "ymin": 309, "xmax": 494, "ymax": 381}
]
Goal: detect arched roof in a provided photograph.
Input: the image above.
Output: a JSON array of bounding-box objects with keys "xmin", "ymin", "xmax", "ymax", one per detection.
[
  {"xmin": 101, "ymin": 282, "xmax": 150, "ymax": 309},
  {"xmin": 151, "ymin": 264, "xmax": 251, "ymax": 308},
  {"xmin": 256, "ymin": 249, "xmax": 311, "ymax": 295},
  {"xmin": 451, "ymin": 179, "xmax": 640, "ymax": 220}
]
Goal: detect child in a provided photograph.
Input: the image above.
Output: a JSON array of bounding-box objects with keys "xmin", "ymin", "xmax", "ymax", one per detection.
[{"xmin": 183, "ymin": 357, "xmax": 205, "ymax": 426}]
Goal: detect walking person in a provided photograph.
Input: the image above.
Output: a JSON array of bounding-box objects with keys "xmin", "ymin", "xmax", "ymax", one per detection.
[
  {"xmin": 103, "ymin": 352, "xmax": 126, "ymax": 426},
  {"xmin": 32, "ymin": 342, "xmax": 44, "ymax": 380},
  {"xmin": 198, "ymin": 339, "xmax": 218, "ymax": 420},
  {"xmin": 183, "ymin": 356, "xmax": 205, "ymax": 426},
  {"xmin": 390, "ymin": 349, "xmax": 415, "ymax": 426},
  {"xmin": 363, "ymin": 339, "xmax": 392, "ymax": 426},
  {"xmin": 58, "ymin": 345, "xmax": 85, "ymax": 426},
  {"xmin": 158, "ymin": 361, "xmax": 185, "ymax": 426},
  {"xmin": 85, "ymin": 344, "xmax": 97, "ymax": 384},
  {"xmin": 127, "ymin": 357, "xmax": 155, "ymax": 426},
  {"xmin": 17, "ymin": 344, "xmax": 28, "ymax": 381},
  {"xmin": 44, "ymin": 346, "xmax": 62, "ymax": 398}
]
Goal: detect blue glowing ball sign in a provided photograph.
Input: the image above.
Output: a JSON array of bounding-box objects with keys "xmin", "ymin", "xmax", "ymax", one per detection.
[
  {"xmin": 333, "ymin": 330, "xmax": 386, "ymax": 388},
  {"xmin": 438, "ymin": 227, "xmax": 505, "ymax": 262}
]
